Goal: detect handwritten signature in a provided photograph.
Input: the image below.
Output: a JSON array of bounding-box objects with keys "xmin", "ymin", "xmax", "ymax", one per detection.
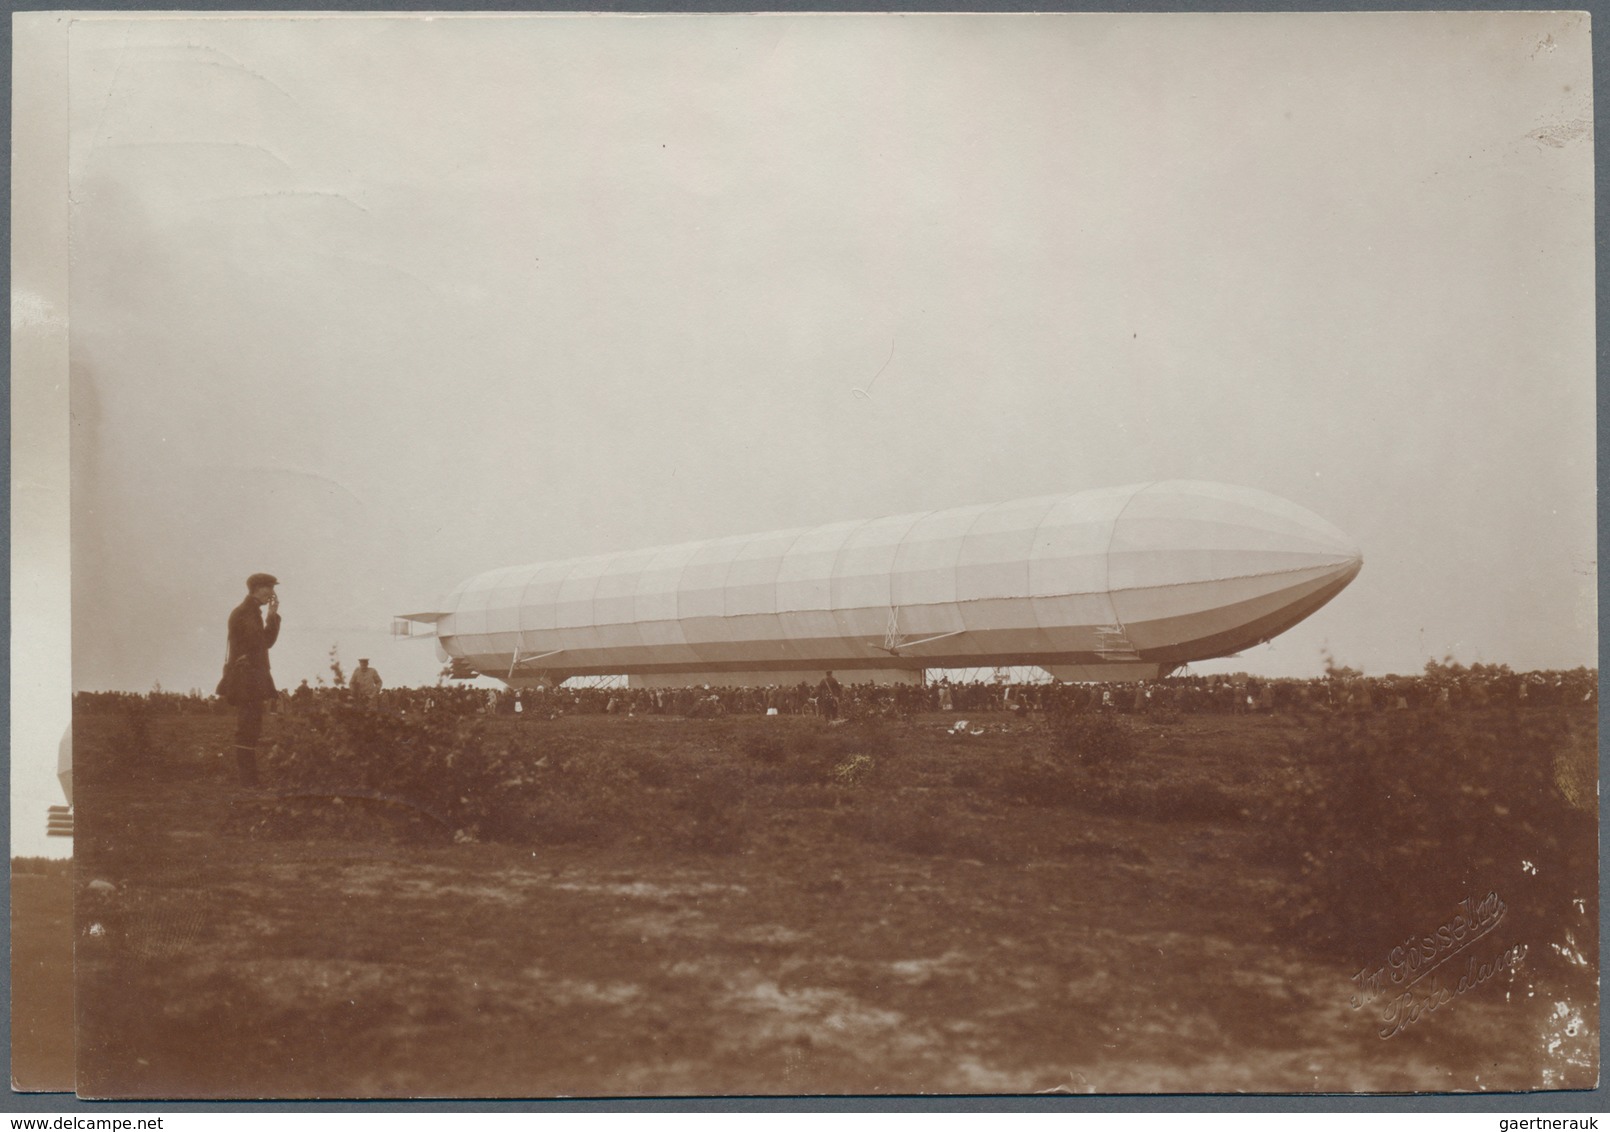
[{"xmin": 1347, "ymin": 891, "xmax": 1527, "ymax": 1038}]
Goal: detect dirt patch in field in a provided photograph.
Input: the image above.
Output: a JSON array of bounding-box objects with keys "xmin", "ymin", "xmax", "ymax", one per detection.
[{"xmin": 11, "ymin": 866, "xmax": 76, "ymax": 1092}]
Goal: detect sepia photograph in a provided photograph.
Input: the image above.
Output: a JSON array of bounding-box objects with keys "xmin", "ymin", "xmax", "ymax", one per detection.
[{"xmin": 13, "ymin": 9, "xmax": 1598, "ymax": 1099}]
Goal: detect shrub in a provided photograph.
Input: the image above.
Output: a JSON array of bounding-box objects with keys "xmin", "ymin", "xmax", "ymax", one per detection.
[
  {"xmin": 831, "ymin": 754, "xmax": 875, "ymax": 788},
  {"xmin": 842, "ymin": 715, "xmax": 899, "ymax": 758},
  {"xmin": 260, "ymin": 700, "xmax": 551, "ymax": 843},
  {"xmin": 739, "ymin": 722, "xmax": 843, "ymax": 787},
  {"xmin": 83, "ymin": 705, "xmax": 155, "ymax": 782},
  {"xmin": 999, "ymin": 754, "xmax": 1085, "ymax": 807},
  {"xmin": 12, "ymin": 857, "xmax": 73, "ymax": 878},
  {"xmin": 1046, "ymin": 708, "xmax": 1136, "ymax": 777},
  {"xmin": 1261, "ymin": 708, "xmax": 1598, "ymax": 975},
  {"xmin": 123, "ymin": 703, "xmax": 155, "ymax": 762},
  {"xmin": 741, "ymin": 729, "xmax": 786, "ymax": 764},
  {"xmin": 784, "ymin": 725, "xmax": 827, "ymax": 760},
  {"xmin": 998, "ymin": 710, "xmax": 1138, "ymax": 807},
  {"xmin": 499, "ymin": 740, "xmax": 640, "ymax": 845}
]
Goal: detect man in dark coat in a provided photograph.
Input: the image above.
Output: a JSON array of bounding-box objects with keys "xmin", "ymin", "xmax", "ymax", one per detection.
[
  {"xmin": 225, "ymin": 572, "xmax": 281, "ymax": 786},
  {"xmin": 817, "ymin": 671, "xmax": 842, "ymax": 720}
]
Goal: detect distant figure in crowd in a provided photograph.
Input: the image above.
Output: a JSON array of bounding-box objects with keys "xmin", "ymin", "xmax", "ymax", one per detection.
[
  {"xmin": 292, "ymin": 679, "xmax": 314, "ymax": 711},
  {"xmin": 352, "ymin": 658, "xmax": 383, "ymax": 700},
  {"xmin": 817, "ymin": 671, "xmax": 842, "ymax": 720},
  {"xmin": 223, "ymin": 573, "xmax": 281, "ymax": 787}
]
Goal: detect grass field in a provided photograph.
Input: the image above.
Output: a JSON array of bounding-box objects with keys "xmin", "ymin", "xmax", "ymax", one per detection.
[
  {"xmin": 71, "ymin": 705, "xmax": 1598, "ymax": 1098},
  {"xmin": 11, "ymin": 860, "xmax": 75, "ymax": 1093}
]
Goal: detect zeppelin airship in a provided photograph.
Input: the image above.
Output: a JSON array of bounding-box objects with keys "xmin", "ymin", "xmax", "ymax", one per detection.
[{"xmin": 396, "ymin": 481, "xmax": 1362, "ymax": 687}]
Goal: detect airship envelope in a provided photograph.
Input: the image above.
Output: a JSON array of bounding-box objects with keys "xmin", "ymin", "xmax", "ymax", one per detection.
[{"xmin": 399, "ymin": 481, "xmax": 1362, "ymax": 685}]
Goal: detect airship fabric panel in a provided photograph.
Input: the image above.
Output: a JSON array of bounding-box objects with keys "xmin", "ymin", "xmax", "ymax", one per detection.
[{"xmin": 424, "ymin": 481, "xmax": 1362, "ymax": 683}]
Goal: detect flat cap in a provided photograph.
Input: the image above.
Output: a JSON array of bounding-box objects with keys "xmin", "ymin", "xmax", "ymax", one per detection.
[{"xmin": 246, "ymin": 572, "xmax": 279, "ymax": 590}]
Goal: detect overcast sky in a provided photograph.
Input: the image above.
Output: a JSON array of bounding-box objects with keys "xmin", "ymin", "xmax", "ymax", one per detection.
[{"xmin": 33, "ymin": 12, "xmax": 1603, "ymax": 690}]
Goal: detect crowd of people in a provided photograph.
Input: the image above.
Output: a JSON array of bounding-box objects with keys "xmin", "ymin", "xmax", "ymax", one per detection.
[
  {"xmin": 81, "ymin": 572, "xmax": 1600, "ymax": 791},
  {"xmin": 75, "ymin": 664, "xmax": 1598, "ymax": 721}
]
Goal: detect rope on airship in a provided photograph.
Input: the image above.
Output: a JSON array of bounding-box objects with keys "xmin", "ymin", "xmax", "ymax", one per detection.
[
  {"xmin": 874, "ymin": 628, "xmax": 969, "ymax": 657},
  {"xmin": 508, "ymin": 647, "xmax": 565, "ymax": 681}
]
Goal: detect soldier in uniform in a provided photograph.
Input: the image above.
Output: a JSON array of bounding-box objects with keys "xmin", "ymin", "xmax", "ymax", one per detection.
[
  {"xmin": 223, "ymin": 572, "xmax": 281, "ymax": 786},
  {"xmin": 351, "ymin": 658, "xmax": 383, "ymax": 701},
  {"xmin": 817, "ymin": 671, "xmax": 842, "ymax": 720}
]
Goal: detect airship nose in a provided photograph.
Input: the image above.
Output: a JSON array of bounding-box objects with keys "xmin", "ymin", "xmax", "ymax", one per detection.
[
  {"xmin": 1110, "ymin": 482, "xmax": 1362, "ymax": 586},
  {"xmin": 1310, "ymin": 524, "xmax": 1364, "ymax": 593},
  {"xmin": 1309, "ymin": 525, "xmax": 1363, "ymax": 581},
  {"xmin": 1108, "ymin": 482, "xmax": 1363, "ymax": 653}
]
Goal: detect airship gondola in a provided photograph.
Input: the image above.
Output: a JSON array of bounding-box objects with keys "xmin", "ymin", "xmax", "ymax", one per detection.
[{"xmin": 397, "ymin": 481, "xmax": 1362, "ymax": 686}]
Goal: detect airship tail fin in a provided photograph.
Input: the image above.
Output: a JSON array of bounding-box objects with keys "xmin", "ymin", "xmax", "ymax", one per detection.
[{"xmin": 392, "ymin": 611, "xmax": 445, "ymax": 639}]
